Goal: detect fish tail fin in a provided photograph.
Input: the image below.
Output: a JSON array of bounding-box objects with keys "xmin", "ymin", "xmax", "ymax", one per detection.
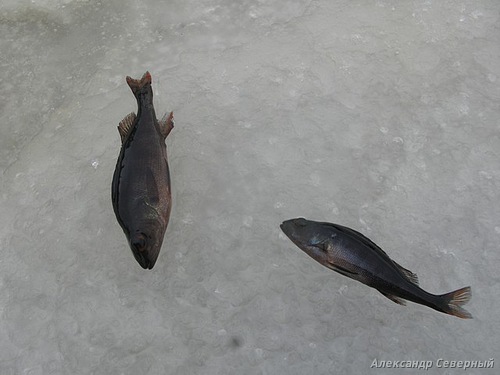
[
  {"xmin": 439, "ymin": 286, "xmax": 472, "ymax": 319},
  {"xmin": 126, "ymin": 72, "xmax": 152, "ymax": 93}
]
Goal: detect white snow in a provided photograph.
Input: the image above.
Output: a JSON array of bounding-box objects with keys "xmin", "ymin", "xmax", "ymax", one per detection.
[{"xmin": 1, "ymin": 0, "xmax": 499, "ymax": 374}]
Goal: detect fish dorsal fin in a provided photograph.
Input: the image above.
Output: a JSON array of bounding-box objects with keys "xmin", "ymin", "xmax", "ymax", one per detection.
[
  {"xmin": 393, "ymin": 261, "xmax": 419, "ymax": 285},
  {"xmin": 379, "ymin": 290, "xmax": 407, "ymax": 306},
  {"xmin": 118, "ymin": 112, "xmax": 136, "ymax": 143},
  {"xmin": 158, "ymin": 111, "xmax": 174, "ymax": 139}
]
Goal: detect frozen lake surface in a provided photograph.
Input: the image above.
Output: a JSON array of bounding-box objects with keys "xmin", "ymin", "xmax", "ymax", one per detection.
[{"xmin": 1, "ymin": 0, "xmax": 499, "ymax": 374}]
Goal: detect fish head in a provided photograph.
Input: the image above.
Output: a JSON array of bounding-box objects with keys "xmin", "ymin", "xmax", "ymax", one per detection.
[
  {"xmin": 126, "ymin": 72, "xmax": 154, "ymax": 103},
  {"xmin": 280, "ymin": 218, "xmax": 334, "ymax": 266},
  {"xmin": 128, "ymin": 221, "xmax": 165, "ymax": 270}
]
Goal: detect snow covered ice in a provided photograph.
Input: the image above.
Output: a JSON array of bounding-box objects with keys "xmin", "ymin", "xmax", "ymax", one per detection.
[{"xmin": 1, "ymin": 0, "xmax": 499, "ymax": 374}]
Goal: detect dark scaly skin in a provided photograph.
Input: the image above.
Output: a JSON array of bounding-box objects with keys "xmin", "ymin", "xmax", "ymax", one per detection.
[
  {"xmin": 280, "ymin": 218, "xmax": 472, "ymax": 318},
  {"xmin": 112, "ymin": 72, "xmax": 173, "ymax": 269}
]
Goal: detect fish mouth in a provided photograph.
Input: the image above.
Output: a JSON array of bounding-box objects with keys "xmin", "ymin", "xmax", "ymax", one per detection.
[
  {"xmin": 281, "ymin": 218, "xmax": 311, "ymax": 249},
  {"xmin": 280, "ymin": 218, "xmax": 307, "ymax": 234},
  {"xmin": 132, "ymin": 250, "xmax": 155, "ymax": 270},
  {"xmin": 130, "ymin": 232, "xmax": 159, "ymax": 270},
  {"xmin": 280, "ymin": 219, "xmax": 298, "ymax": 242},
  {"xmin": 280, "ymin": 220, "xmax": 292, "ymax": 236}
]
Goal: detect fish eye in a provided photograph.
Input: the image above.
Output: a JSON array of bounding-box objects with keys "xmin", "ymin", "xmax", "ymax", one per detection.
[
  {"xmin": 295, "ymin": 218, "xmax": 307, "ymax": 227},
  {"xmin": 132, "ymin": 233, "xmax": 147, "ymax": 252}
]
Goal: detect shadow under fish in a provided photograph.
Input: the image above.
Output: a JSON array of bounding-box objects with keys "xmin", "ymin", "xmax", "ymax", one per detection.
[
  {"xmin": 280, "ymin": 218, "xmax": 472, "ymax": 319},
  {"xmin": 112, "ymin": 72, "xmax": 173, "ymax": 269}
]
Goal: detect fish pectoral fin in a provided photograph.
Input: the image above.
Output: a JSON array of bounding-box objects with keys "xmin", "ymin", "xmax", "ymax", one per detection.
[
  {"xmin": 379, "ymin": 290, "xmax": 407, "ymax": 306},
  {"xmin": 329, "ymin": 263, "xmax": 358, "ymax": 277},
  {"xmin": 145, "ymin": 168, "xmax": 161, "ymax": 206},
  {"xmin": 392, "ymin": 261, "xmax": 419, "ymax": 285},
  {"xmin": 118, "ymin": 112, "xmax": 136, "ymax": 143},
  {"xmin": 159, "ymin": 111, "xmax": 174, "ymax": 138}
]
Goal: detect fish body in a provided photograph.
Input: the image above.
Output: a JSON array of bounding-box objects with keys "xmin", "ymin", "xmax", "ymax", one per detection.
[
  {"xmin": 280, "ymin": 218, "xmax": 472, "ymax": 318},
  {"xmin": 112, "ymin": 72, "xmax": 173, "ymax": 269}
]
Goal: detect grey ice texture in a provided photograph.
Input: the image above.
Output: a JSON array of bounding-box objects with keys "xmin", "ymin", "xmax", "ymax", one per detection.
[{"xmin": 0, "ymin": 0, "xmax": 499, "ymax": 374}]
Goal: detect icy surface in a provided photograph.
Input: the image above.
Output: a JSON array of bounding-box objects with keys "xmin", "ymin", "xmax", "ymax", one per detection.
[{"xmin": 1, "ymin": 0, "xmax": 499, "ymax": 374}]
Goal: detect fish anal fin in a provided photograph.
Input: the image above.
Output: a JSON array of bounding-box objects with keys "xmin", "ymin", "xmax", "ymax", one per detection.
[
  {"xmin": 118, "ymin": 112, "xmax": 136, "ymax": 143},
  {"xmin": 393, "ymin": 261, "xmax": 419, "ymax": 285},
  {"xmin": 379, "ymin": 290, "xmax": 407, "ymax": 306},
  {"xmin": 159, "ymin": 111, "xmax": 174, "ymax": 138}
]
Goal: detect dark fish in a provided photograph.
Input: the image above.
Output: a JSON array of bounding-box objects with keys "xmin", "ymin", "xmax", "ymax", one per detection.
[
  {"xmin": 112, "ymin": 72, "xmax": 173, "ymax": 269},
  {"xmin": 280, "ymin": 218, "xmax": 472, "ymax": 318}
]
